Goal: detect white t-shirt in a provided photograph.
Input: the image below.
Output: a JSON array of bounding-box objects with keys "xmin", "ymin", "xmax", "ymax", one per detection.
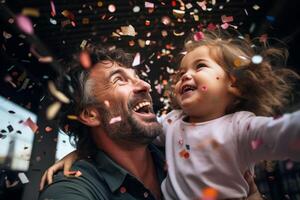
[{"xmin": 155, "ymin": 110, "xmax": 300, "ymax": 199}]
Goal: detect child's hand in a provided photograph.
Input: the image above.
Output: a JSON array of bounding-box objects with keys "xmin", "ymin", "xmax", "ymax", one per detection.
[
  {"xmin": 39, "ymin": 150, "xmax": 79, "ymax": 191},
  {"xmin": 244, "ymin": 170, "xmax": 264, "ymax": 200}
]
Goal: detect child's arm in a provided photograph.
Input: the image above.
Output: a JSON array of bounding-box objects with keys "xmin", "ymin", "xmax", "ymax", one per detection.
[
  {"xmin": 39, "ymin": 150, "xmax": 78, "ymax": 191},
  {"xmin": 236, "ymin": 110, "xmax": 300, "ymax": 165}
]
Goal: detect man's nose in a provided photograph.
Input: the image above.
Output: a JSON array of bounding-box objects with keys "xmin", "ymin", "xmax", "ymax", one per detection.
[{"xmin": 133, "ymin": 79, "xmax": 151, "ymax": 93}]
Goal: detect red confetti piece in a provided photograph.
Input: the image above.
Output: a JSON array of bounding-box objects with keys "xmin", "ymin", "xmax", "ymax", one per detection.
[
  {"xmin": 45, "ymin": 126, "xmax": 53, "ymax": 132},
  {"xmin": 23, "ymin": 117, "xmax": 38, "ymax": 133},
  {"xmin": 201, "ymin": 86, "xmax": 207, "ymax": 91},
  {"xmin": 221, "ymin": 23, "xmax": 229, "ymax": 30},
  {"xmin": 120, "ymin": 186, "xmax": 127, "ymax": 193},
  {"xmin": 202, "ymin": 187, "xmax": 218, "ymax": 200}
]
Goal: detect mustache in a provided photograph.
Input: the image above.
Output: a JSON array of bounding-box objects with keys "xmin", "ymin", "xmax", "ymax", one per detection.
[{"xmin": 128, "ymin": 93, "xmax": 153, "ymax": 110}]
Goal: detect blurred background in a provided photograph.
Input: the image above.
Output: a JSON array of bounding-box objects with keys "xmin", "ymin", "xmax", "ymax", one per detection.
[{"xmin": 0, "ymin": 0, "xmax": 300, "ymax": 199}]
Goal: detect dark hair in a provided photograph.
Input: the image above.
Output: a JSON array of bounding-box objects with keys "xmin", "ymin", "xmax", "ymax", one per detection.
[
  {"xmin": 56, "ymin": 44, "xmax": 133, "ymax": 158},
  {"xmin": 171, "ymin": 28, "xmax": 299, "ymax": 116}
]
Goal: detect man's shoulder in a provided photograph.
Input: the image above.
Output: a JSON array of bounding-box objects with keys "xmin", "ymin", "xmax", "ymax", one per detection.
[{"xmin": 39, "ymin": 160, "xmax": 110, "ymax": 200}]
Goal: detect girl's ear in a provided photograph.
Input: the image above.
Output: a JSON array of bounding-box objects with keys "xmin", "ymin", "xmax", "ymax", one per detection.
[
  {"xmin": 78, "ymin": 107, "xmax": 101, "ymax": 127},
  {"xmin": 228, "ymin": 75, "xmax": 241, "ymax": 97}
]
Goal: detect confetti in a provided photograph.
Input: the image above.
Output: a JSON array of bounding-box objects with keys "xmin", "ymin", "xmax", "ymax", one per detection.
[
  {"xmin": 61, "ymin": 10, "xmax": 75, "ymax": 21},
  {"xmin": 120, "ymin": 186, "xmax": 127, "ymax": 193},
  {"xmin": 23, "ymin": 118, "xmax": 38, "ymax": 133},
  {"xmin": 22, "ymin": 8, "xmax": 40, "ymax": 17},
  {"xmin": 221, "ymin": 23, "xmax": 229, "ymax": 30},
  {"xmin": 16, "ymin": 15, "xmax": 34, "ymax": 35},
  {"xmin": 221, "ymin": 15, "xmax": 234, "ymax": 23},
  {"xmin": 251, "ymin": 139, "xmax": 263, "ymax": 150},
  {"xmin": 48, "ymin": 81, "xmax": 70, "ymax": 104},
  {"xmin": 132, "ymin": 53, "xmax": 141, "ymax": 67},
  {"xmin": 253, "ymin": 4, "xmax": 260, "ymax": 10},
  {"xmin": 120, "ymin": 25, "xmax": 136, "ymax": 36},
  {"xmin": 145, "ymin": 2, "xmax": 154, "ymax": 8},
  {"xmin": 197, "ymin": 1, "xmax": 207, "ymax": 11},
  {"xmin": 50, "ymin": 1, "xmax": 56, "ymax": 17},
  {"xmin": 18, "ymin": 172, "xmax": 29, "ymax": 184},
  {"xmin": 251, "ymin": 55, "xmax": 263, "ymax": 64},
  {"xmin": 45, "ymin": 126, "xmax": 53, "ymax": 132},
  {"xmin": 202, "ymin": 187, "xmax": 218, "ymax": 200},
  {"xmin": 193, "ymin": 31, "xmax": 204, "ymax": 41},
  {"xmin": 133, "ymin": 6, "xmax": 140, "ymax": 13},
  {"xmin": 173, "ymin": 9, "xmax": 185, "ymax": 18},
  {"xmin": 108, "ymin": 4, "xmax": 116, "ymax": 13},
  {"xmin": 3, "ymin": 31, "xmax": 12, "ymax": 39},
  {"xmin": 79, "ymin": 51, "xmax": 92, "ymax": 68},
  {"xmin": 75, "ymin": 170, "xmax": 82, "ymax": 177},
  {"xmin": 110, "ymin": 116, "xmax": 122, "ymax": 124},
  {"xmin": 46, "ymin": 101, "xmax": 62, "ymax": 120}
]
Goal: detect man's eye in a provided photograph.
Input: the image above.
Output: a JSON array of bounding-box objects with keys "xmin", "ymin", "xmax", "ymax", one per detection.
[
  {"xmin": 113, "ymin": 76, "xmax": 125, "ymax": 83},
  {"xmin": 196, "ymin": 63, "xmax": 207, "ymax": 70}
]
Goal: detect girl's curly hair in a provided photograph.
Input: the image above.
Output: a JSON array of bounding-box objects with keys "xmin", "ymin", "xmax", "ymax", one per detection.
[{"xmin": 171, "ymin": 28, "xmax": 299, "ymax": 116}]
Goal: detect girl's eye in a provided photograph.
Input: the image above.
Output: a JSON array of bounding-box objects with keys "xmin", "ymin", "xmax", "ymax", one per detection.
[{"xmin": 196, "ymin": 63, "xmax": 207, "ymax": 70}]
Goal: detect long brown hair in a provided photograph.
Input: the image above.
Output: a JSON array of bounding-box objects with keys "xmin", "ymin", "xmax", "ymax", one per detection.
[{"xmin": 171, "ymin": 28, "xmax": 299, "ymax": 116}]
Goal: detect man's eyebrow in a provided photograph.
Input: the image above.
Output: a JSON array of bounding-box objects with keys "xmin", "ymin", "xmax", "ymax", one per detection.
[{"xmin": 108, "ymin": 69, "xmax": 124, "ymax": 78}]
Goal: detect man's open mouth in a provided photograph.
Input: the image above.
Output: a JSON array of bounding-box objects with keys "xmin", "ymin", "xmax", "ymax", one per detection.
[{"xmin": 132, "ymin": 101, "xmax": 151, "ymax": 114}]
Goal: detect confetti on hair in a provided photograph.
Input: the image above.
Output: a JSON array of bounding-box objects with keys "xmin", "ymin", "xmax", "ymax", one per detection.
[
  {"xmin": 221, "ymin": 15, "xmax": 234, "ymax": 23},
  {"xmin": 193, "ymin": 31, "xmax": 204, "ymax": 41},
  {"xmin": 23, "ymin": 117, "xmax": 38, "ymax": 133},
  {"xmin": 221, "ymin": 22, "xmax": 229, "ymax": 30},
  {"xmin": 251, "ymin": 139, "xmax": 263, "ymax": 150},
  {"xmin": 110, "ymin": 116, "xmax": 122, "ymax": 124},
  {"xmin": 48, "ymin": 81, "xmax": 70, "ymax": 103},
  {"xmin": 251, "ymin": 55, "xmax": 263, "ymax": 64},
  {"xmin": 22, "ymin": 8, "xmax": 40, "ymax": 17},
  {"xmin": 132, "ymin": 52, "xmax": 141, "ymax": 67},
  {"xmin": 133, "ymin": 6, "xmax": 140, "ymax": 13},
  {"xmin": 79, "ymin": 51, "xmax": 92, "ymax": 69},
  {"xmin": 16, "ymin": 15, "xmax": 34, "ymax": 35},
  {"xmin": 46, "ymin": 101, "xmax": 62, "ymax": 120}
]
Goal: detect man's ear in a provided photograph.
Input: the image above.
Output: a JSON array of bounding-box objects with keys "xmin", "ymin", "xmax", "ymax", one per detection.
[
  {"xmin": 78, "ymin": 108, "xmax": 101, "ymax": 127},
  {"xmin": 227, "ymin": 75, "xmax": 241, "ymax": 97}
]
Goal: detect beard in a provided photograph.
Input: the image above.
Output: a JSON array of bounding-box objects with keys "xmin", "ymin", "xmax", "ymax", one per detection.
[{"xmin": 96, "ymin": 100, "xmax": 163, "ymax": 145}]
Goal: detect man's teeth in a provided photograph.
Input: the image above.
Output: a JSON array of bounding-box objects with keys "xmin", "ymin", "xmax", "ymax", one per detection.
[{"xmin": 132, "ymin": 101, "xmax": 151, "ymax": 112}]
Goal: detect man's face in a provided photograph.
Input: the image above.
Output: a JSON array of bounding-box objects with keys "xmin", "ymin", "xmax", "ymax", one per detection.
[{"xmin": 89, "ymin": 61, "xmax": 162, "ymax": 144}]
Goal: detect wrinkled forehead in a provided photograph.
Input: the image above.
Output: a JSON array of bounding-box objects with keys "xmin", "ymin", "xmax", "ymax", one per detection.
[{"xmin": 90, "ymin": 60, "xmax": 136, "ymax": 79}]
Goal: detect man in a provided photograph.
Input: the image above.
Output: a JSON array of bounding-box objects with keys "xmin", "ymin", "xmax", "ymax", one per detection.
[{"xmin": 39, "ymin": 45, "xmax": 262, "ymax": 200}]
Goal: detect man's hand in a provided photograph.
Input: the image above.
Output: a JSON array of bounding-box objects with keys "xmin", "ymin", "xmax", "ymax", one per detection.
[
  {"xmin": 244, "ymin": 170, "xmax": 263, "ymax": 200},
  {"xmin": 39, "ymin": 150, "xmax": 79, "ymax": 191}
]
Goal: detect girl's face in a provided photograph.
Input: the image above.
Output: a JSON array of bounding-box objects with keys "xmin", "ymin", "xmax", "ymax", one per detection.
[{"xmin": 174, "ymin": 45, "xmax": 237, "ymax": 122}]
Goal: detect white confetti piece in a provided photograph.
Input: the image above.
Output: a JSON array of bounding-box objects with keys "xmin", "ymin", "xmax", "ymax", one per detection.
[
  {"xmin": 18, "ymin": 172, "xmax": 29, "ymax": 184},
  {"xmin": 109, "ymin": 116, "xmax": 122, "ymax": 124}
]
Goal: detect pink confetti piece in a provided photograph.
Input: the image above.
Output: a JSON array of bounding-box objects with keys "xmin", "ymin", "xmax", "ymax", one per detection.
[
  {"xmin": 221, "ymin": 23, "xmax": 229, "ymax": 30},
  {"xmin": 50, "ymin": 0, "xmax": 56, "ymax": 17},
  {"xmin": 109, "ymin": 116, "xmax": 122, "ymax": 124},
  {"xmin": 197, "ymin": 1, "xmax": 207, "ymax": 11},
  {"xmin": 145, "ymin": 1, "xmax": 154, "ymax": 8},
  {"xmin": 80, "ymin": 51, "xmax": 92, "ymax": 69},
  {"xmin": 201, "ymin": 86, "xmax": 208, "ymax": 91},
  {"xmin": 193, "ymin": 31, "xmax": 204, "ymax": 41},
  {"xmin": 132, "ymin": 53, "xmax": 141, "ymax": 67},
  {"xmin": 108, "ymin": 4, "xmax": 116, "ymax": 13},
  {"xmin": 16, "ymin": 15, "xmax": 34, "ymax": 35},
  {"xmin": 251, "ymin": 139, "xmax": 263, "ymax": 150},
  {"xmin": 23, "ymin": 117, "xmax": 38, "ymax": 133},
  {"xmin": 221, "ymin": 15, "xmax": 234, "ymax": 23}
]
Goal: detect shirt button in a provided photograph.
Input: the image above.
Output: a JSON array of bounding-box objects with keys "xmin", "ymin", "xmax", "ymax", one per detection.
[
  {"xmin": 144, "ymin": 191, "xmax": 149, "ymax": 198},
  {"xmin": 120, "ymin": 186, "xmax": 127, "ymax": 193}
]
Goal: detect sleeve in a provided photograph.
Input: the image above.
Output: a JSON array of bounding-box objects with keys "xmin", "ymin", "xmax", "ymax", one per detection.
[
  {"xmin": 236, "ymin": 110, "xmax": 300, "ymax": 166},
  {"xmin": 153, "ymin": 110, "xmax": 183, "ymax": 147},
  {"xmin": 38, "ymin": 180, "xmax": 92, "ymax": 200}
]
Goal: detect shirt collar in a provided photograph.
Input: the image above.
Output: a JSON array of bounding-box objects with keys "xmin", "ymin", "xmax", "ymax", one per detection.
[{"xmin": 94, "ymin": 144, "xmax": 165, "ymax": 193}]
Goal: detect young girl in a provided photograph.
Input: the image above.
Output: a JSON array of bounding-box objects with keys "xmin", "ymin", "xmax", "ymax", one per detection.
[{"xmin": 41, "ymin": 29, "xmax": 300, "ymax": 199}]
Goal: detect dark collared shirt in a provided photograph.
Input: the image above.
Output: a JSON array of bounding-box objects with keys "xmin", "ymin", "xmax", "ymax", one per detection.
[{"xmin": 39, "ymin": 144, "xmax": 166, "ymax": 200}]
